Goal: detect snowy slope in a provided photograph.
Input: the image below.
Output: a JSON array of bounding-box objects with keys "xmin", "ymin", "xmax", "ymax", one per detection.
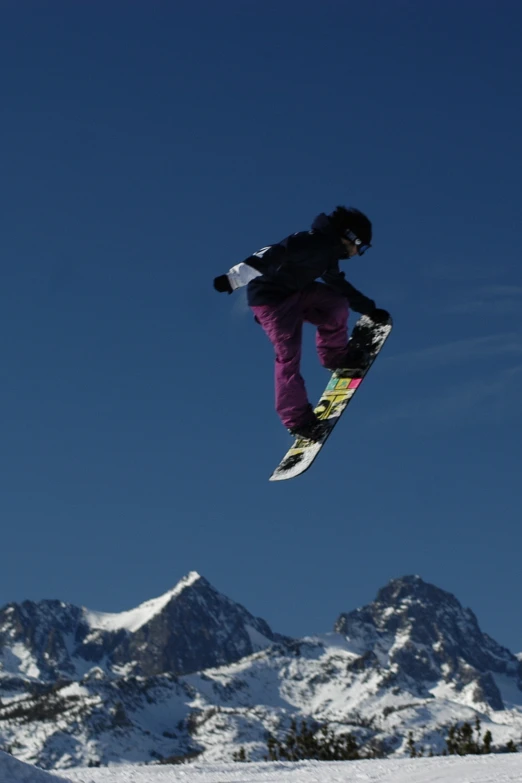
[
  {"xmin": 4, "ymin": 752, "xmax": 522, "ymax": 783},
  {"xmin": 182, "ymin": 631, "xmax": 522, "ymax": 762},
  {"xmin": 84, "ymin": 573, "xmax": 202, "ymax": 633},
  {"xmin": 0, "ymin": 749, "xmax": 67, "ymax": 783}
]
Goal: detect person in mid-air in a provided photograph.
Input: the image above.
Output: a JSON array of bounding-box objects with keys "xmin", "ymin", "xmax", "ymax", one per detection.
[{"xmin": 213, "ymin": 206, "xmax": 389, "ymax": 441}]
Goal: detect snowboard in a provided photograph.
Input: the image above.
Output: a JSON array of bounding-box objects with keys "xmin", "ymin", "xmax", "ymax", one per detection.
[{"xmin": 269, "ymin": 313, "xmax": 393, "ymax": 482}]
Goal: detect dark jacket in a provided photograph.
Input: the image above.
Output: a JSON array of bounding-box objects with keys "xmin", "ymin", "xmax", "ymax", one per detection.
[{"xmin": 243, "ymin": 213, "xmax": 376, "ymax": 313}]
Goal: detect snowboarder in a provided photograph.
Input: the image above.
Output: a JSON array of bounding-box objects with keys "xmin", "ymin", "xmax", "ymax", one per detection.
[{"xmin": 213, "ymin": 207, "xmax": 389, "ymax": 441}]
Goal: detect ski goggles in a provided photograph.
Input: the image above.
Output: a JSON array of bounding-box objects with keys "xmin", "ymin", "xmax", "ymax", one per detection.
[{"xmin": 344, "ymin": 228, "xmax": 371, "ymax": 256}]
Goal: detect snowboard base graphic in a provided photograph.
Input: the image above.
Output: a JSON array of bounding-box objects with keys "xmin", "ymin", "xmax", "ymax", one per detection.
[{"xmin": 269, "ymin": 313, "xmax": 393, "ymax": 482}]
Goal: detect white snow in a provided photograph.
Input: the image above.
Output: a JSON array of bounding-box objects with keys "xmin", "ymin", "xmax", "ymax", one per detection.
[
  {"xmin": 58, "ymin": 683, "xmax": 91, "ymax": 699},
  {"xmin": 0, "ymin": 749, "xmax": 66, "ymax": 782},
  {"xmin": 1, "ymin": 643, "xmax": 41, "ymax": 679},
  {"xmin": 83, "ymin": 572, "xmax": 201, "ymax": 634},
  {"xmin": 3, "ymin": 752, "xmax": 522, "ymax": 783}
]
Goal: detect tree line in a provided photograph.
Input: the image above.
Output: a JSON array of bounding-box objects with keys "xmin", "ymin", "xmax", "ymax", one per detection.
[{"xmin": 232, "ymin": 717, "xmax": 519, "ymax": 762}]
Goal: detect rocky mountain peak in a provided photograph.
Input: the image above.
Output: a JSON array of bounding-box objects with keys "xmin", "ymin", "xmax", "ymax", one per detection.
[
  {"xmin": 375, "ymin": 574, "xmax": 463, "ymax": 609},
  {"xmin": 336, "ymin": 575, "xmax": 484, "ymax": 640},
  {"xmin": 113, "ymin": 571, "xmax": 285, "ymax": 676},
  {"xmin": 0, "ymin": 573, "xmax": 284, "ymax": 684},
  {"xmin": 334, "ymin": 575, "xmax": 522, "ymax": 710}
]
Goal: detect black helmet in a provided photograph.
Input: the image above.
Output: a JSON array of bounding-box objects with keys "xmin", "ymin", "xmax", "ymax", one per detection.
[{"xmin": 329, "ymin": 206, "xmax": 372, "ymax": 246}]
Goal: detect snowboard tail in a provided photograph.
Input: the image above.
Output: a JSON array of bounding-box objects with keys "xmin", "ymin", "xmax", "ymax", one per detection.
[{"xmin": 269, "ymin": 313, "xmax": 393, "ymax": 482}]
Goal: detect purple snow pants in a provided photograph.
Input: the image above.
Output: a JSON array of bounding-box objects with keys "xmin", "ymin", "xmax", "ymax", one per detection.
[{"xmin": 251, "ymin": 283, "xmax": 349, "ymax": 430}]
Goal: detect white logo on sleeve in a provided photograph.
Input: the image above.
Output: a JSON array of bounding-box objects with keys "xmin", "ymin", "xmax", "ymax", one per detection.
[{"xmin": 253, "ymin": 246, "xmax": 272, "ymax": 258}]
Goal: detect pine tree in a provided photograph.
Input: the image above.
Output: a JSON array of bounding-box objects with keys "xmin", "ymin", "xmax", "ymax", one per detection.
[
  {"xmin": 233, "ymin": 747, "xmax": 248, "ymax": 762},
  {"xmin": 445, "ymin": 719, "xmax": 497, "ymax": 756},
  {"xmin": 266, "ymin": 719, "xmax": 360, "ymax": 761},
  {"xmin": 407, "ymin": 732, "xmax": 417, "ymax": 758}
]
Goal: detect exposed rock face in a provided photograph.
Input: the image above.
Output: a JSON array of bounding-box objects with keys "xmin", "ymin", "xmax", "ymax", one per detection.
[
  {"xmin": 334, "ymin": 574, "xmax": 522, "ymax": 709},
  {"xmin": 0, "ymin": 572, "xmax": 284, "ymax": 684},
  {"xmin": 110, "ymin": 573, "xmax": 283, "ymax": 676}
]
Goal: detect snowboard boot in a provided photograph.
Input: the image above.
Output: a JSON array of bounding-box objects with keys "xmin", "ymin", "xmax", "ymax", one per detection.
[
  {"xmin": 330, "ymin": 340, "xmax": 371, "ymax": 377},
  {"xmin": 288, "ymin": 416, "xmax": 327, "ymax": 442}
]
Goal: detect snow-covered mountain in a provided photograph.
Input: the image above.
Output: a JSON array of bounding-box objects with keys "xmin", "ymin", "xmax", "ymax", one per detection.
[
  {"xmin": 0, "ymin": 574, "xmax": 521, "ymax": 770},
  {"xmin": 334, "ymin": 575, "xmax": 522, "ymax": 711},
  {"xmin": 0, "ymin": 572, "xmax": 283, "ymax": 687}
]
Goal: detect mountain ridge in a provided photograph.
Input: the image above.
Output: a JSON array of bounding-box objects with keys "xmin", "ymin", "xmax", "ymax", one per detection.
[
  {"xmin": 0, "ymin": 571, "xmax": 286, "ymax": 684},
  {"xmin": 0, "ymin": 573, "xmax": 521, "ymax": 769}
]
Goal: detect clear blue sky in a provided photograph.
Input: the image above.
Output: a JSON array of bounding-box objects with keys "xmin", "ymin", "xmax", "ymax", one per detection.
[{"xmin": 2, "ymin": 2, "xmax": 521, "ymax": 652}]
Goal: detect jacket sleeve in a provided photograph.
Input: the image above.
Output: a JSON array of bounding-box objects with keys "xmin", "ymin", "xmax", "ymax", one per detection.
[
  {"xmin": 226, "ymin": 262, "xmax": 262, "ymax": 291},
  {"xmin": 225, "ymin": 240, "xmax": 290, "ymax": 290},
  {"xmin": 240, "ymin": 242, "xmax": 288, "ymax": 274},
  {"xmin": 321, "ymin": 264, "xmax": 376, "ymax": 315}
]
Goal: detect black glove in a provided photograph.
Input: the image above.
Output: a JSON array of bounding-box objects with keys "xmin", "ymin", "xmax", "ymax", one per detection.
[
  {"xmin": 349, "ymin": 293, "xmax": 376, "ymax": 316},
  {"xmin": 368, "ymin": 308, "xmax": 391, "ymax": 324},
  {"xmin": 213, "ymin": 275, "xmax": 233, "ymax": 294}
]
